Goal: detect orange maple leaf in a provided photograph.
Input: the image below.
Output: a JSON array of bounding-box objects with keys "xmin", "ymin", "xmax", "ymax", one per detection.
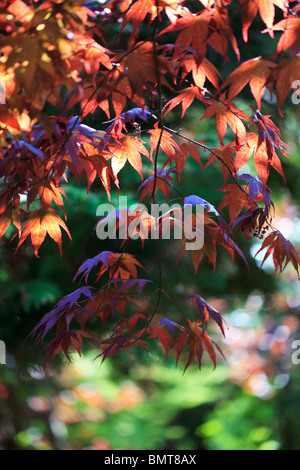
[
  {"xmin": 0, "ymin": 207, "xmax": 20, "ymax": 238},
  {"xmin": 160, "ymin": 9, "xmax": 213, "ymax": 58},
  {"xmin": 164, "ymin": 85, "xmax": 205, "ymax": 118},
  {"xmin": 27, "ymin": 180, "xmax": 67, "ymax": 218},
  {"xmin": 204, "ymin": 146, "xmax": 236, "ymax": 184},
  {"xmin": 113, "ymin": 42, "xmax": 169, "ymax": 107},
  {"xmin": 148, "ymin": 124, "xmax": 180, "ymax": 160},
  {"xmin": 199, "ymin": 94, "xmax": 251, "ymax": 146},
  {"xmin": 218, "ymin": 184, "xmax": 250, "ymax": 225},
  {"xmin": 222, "ymin": 57, "xmax": 276, "ymax": 110},
  {"xmin": 105, "ymin": 135, "xmax": 150, "ymax": 179},
  {"xmin": 183, "ymin": 56, "xmax": 221, "ymax": 90},
  {"xmin": 172, "ymin": 142, "xmax": 203, "ymax": 175},
  {"xmin": 273, "ymin": 57, "xmax": 300, "ymax": 116},
  {"xmin": 270, "ymin": 15, "xmax": 300, "ymax": 55},
  {"xmin": 240, "ymin": 0, "xmax": 288, "ymax": 42},
  {"xmin": 17, "ymin": 208, "xmax": 72, "ymax": 257},
  {"xmin": 235, "ymin": 132, "xmax": 286, "ymax": 187},
  {"xmin": 97, "ymin": 253, "xmax": 145, "ymax": 280},
  {"xmin": 122, "ymin": 0, "xmax": 184, "ymax": 36}
]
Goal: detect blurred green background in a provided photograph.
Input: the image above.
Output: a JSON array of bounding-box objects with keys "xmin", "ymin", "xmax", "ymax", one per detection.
[{"xmin": 1, "ymin": 0, "xmax": 300, "ymax": 450}]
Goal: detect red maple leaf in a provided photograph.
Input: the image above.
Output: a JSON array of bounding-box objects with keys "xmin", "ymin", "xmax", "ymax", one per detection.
[
  {"xmin": 256, "ymin": 231, "xmax": 300, "ymax": 278},
  {"xmin": 175, "ymin": 320, "xmax": 225, "ymax": 372}
]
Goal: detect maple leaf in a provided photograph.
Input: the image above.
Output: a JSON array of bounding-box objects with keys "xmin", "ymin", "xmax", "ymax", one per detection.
[
  {"xmin": 17, "ymin": 208, "xmax": 72, "ymax": 257},
  {"xmin": 0, "ymin": 212, "xmax": 12, "ymax": 238},
  {"xmin": 218, "ymin": 183, "xmax": 250, "ymax": 225},
  {"xmin": 148, "ymin": 325, "xmax": 174, "ymax": 358},
  {"xmin": 176, "ymin": 213, "xmax": 247, "ymax": 273},
  {"xmin": 96, "ymin": 207, "xmax": 156, "ymax": 247},
  {"xmin": 66, "ymin": 79, "xmax": 111, "ymax": 118},
  {"xmin": 159, "ymin": 318, "xmax": 184, "ymax": 333},
  {"xmin": 50, "ymin": 118, "xmax": 118, "ymax": 200},
  {"xmin": 161, "ymin": 7, "xmax": 239, "ymax": 60},
  {"xmin": 255, "ymin": 231, "xmax": 300, "ymax": 278},
  {"xmin": 182, "ymin": 55, "xmax": 221, "ymax": 90},
  {"xmin": 73, "ymin": 251, "xmax": 114, "ymax": 283},
  {"xmin": 234, "ymin": 122, "xmax": 288, "ymax": 188},
  {"xmin": 97, "ymin": 313, "xmax": 149, "ymax": 361},
  {"xmin": 137, "ymin": 167, "xmax": 179, "ymax": 201},
  {"xmin": 116, "ymin": 278, "xmax": 153, "ymax": 295},
  {"xmin": 72, "ymin": 34, "xmax": 112, "ymax": 75},
  {"xmin": 199, "ymin": 95, "xmax": 251, "ymax": 146},
  {"xmin": 122, "ymin": 211, "xmax": 156, "ymax": 247},
  {"xmin": 95, "ymin": 252, "xmax": 145, "ymax": 280},
  {"xmin": 74, "ymin": 250, "xmax": 145, "ymax": 283},
  {"xmin": 164, "ymin": 85, "xmax": 205, "ymax": 118},
  {"xmin": 181, "ymin": 295, "xmax": 225, "ymax": 336},
  {"xmin": 273, "ymin": 57, "xmax": 300, "ymax": 116},
  {"xmin": 184, "ymin": 195, "xmax": 220, "ymax": 217},
  {"xmin": 121, "ymin": 0, "xmax": 184, "ymax": 37},
  {"xmin": 104, "ymin": 134, "xmax": 150, "ymax": 178},
  {"xmin": 218, "ymin": 174, "xmax": 274, "ymax": 225},
  {"xmin": 0, "ymin": 187, "xmax": 22, "ymax": 218},
  {"xmin": 208, "ymin": 5, "xmax": 240, "ymax": 60},
  {"xmin": 99, "ymin": 331, "xmax": 149, "ymax": 361},
  {"xmin": 86, "ymin": 154, "xmax": 118, "ymax": 201},
  {"xmin": 254, "ymin": 108, "xmax": 288, "ymax": 151},
  {"xmin": 204, "ymin": 146, "xmax": 236, "ymax": 184},
  {"xmin": 160, "ymin": 9, "xmax": 213, "ymax": 58},
  {"xmin": 235, "ymin": 132, "xmax": 257, "ymax": 170},
  {"xmin": 270, "ymin": 15, "xmax": 300, "ymax": 56},
  {"xmin": 222, "ymin": 57, "xmax": 276, "ymax": 110},
  {"xmin": 11, "ymin": 139, "xmax": 43, "ymax": 159},
  {"xmin": 27, "ymin": 180, "xmax": 67, "ymax": 218},
  {"xmin": 148, "ymin": 124, "xmax": 180, "ymax": 161},
  {"xmin": 238, "ymin": 173, "xmax": 274, "ymax": 210},
  {"xmin": 41, "ymin": 329, "xmax": 92, "ymax": 364},
  {"xmin": 239, "ymin": 0, "xmax": 288, "ymax": 42},
  {"xmin": 63, "ymin": 116, "xmax": 112, "ymax": 171},
  {"xmin": 85, "ymin": 288, "xmax": 130, "ymax": 325},
  {"xmin": 29, "ymin": 286, "xmax": 95, "ymax": 342},
  {"xmin": 175, "ymin": 320, "xmax": 225, "ymax": 372},
  {"xmin": 0, "ymin": 206, "xmax": 21, "ymax": 238},
  {"xmin": 172, "ymin": 142, "xmax": 203, "ymax": 176},
  {"xmin": 112, "ymin": 42, "xmax": 169, "ymax": 107}
]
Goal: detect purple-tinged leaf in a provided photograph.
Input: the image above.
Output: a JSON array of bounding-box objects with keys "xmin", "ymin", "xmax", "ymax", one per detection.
[
  {"xmin": 181, "ymin": 294, "xmax": 225, "ymax": 336},
  {"xmin": 184, "ymin": 195, "xmax": 219, "ymax": 216},
  {"xmin": 74, "ymin": 251, "xmax": 114, "ymax": 283},
  {"xmin": 29, "ymin": 287, "xmax": 94, "ymax": 341},
  {"xmin": 159, "ymin": 318, "xmax": 184, "ymax": 334},
  {"xmin": 117, "ymin": 278, "xmax": 152, "ymax": 295}
]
